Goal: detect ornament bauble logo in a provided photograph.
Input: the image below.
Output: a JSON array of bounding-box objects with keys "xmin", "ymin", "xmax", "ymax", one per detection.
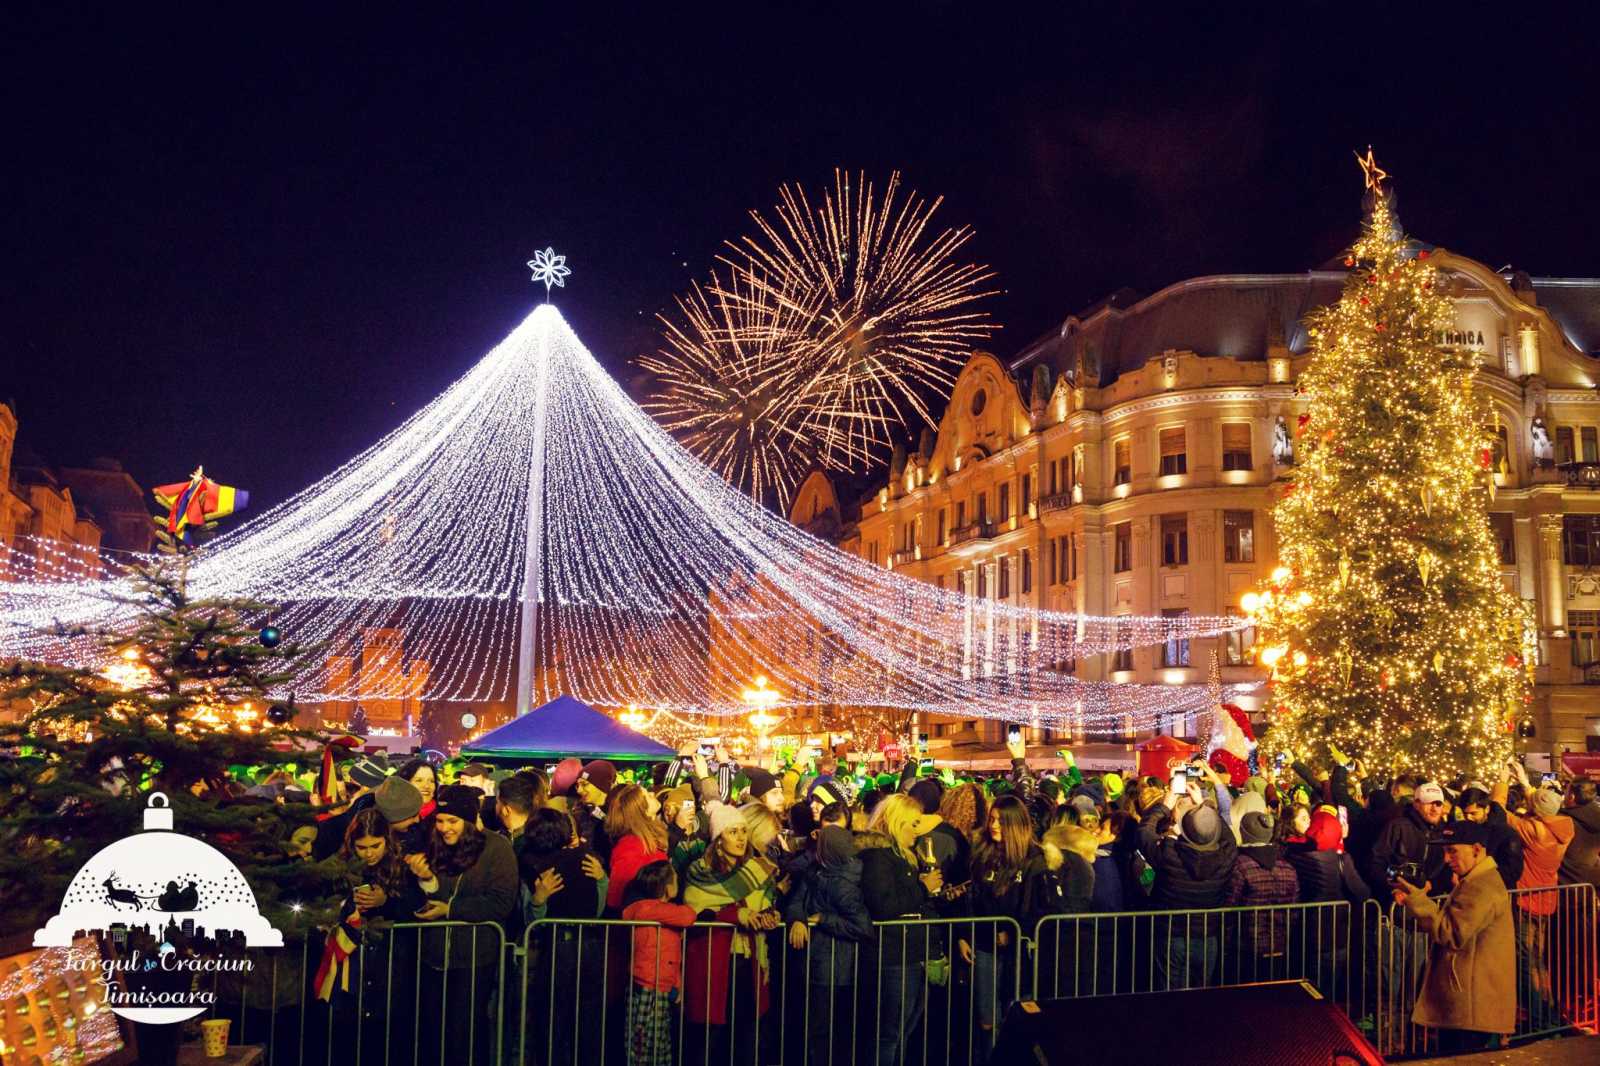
[{"xmin": 33, "ymin": 792, "xmax": 283, "ymax": 1024}]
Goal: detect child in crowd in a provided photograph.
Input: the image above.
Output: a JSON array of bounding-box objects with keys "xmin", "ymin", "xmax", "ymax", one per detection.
[{"xmin": 620, "ymin": 860, "xmax": 698, "ymax": 1066}]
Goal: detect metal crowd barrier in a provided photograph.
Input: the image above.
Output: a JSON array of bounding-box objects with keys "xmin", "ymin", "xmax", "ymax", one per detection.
[
  {"xmin": 1375, "ymin": 881, "xmax": 1598, "ymax": 1058},
  {"xmin": 188, "ymin": 888, "xmax": 1595, "ymax": 1065},
  {"xmin": 515, "ymin": 914, "xmax": 1021, "ymax": 1066},
  {"xmin": 1031, "ymin": 900, "xmax": 1359, "ymax": 1012},
  {"xmin": 199, "ymin": 919, "xmax": 507, "ymax": 1066}
]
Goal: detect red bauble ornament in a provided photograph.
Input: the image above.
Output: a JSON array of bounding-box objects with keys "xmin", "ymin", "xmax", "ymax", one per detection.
[
  {"xmin": 1505, "ymin": 653, "xmax": 1520, "ymax": 667},
  {"xmin": 1375, "ymin": 322, "xmax": 1386, "ymax": 332},
  {"xmin": 1344, "ymin": 256, "xmax": 1355, "ymax": 267},
  {"xmin": 1417, "ymin": 250, "xmax": 1430, "ymax": 260},
  {"xmin": 1360, "ymin": 296, "xmax": 1370, "ymax": 305},
  {"xmin": 1479, "ymin": 448, "xmax": 1493, "ymax": 468}
]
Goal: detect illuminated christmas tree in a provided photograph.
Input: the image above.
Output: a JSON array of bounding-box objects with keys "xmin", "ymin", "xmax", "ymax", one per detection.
[{"xmin": 1250, "ymin": 153, "xmax": 1533, "ymax": 781}]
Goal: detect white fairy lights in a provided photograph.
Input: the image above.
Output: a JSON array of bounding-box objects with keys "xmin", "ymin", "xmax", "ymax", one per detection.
[{"xmin": 0, "ymin": 305, "xmax": 1247, "ymax": 730}]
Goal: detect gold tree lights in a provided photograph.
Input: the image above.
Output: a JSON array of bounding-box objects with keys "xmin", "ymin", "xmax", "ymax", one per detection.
[{"xmin": 1248, "ymin": 155, "xmax": 1534, "ymax": 781}]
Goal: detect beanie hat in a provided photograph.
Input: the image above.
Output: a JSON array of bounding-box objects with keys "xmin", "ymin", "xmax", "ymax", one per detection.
[
  {"xmin": 1530, "ymin": 788, "xmax": 1562, "ymax": 818},
  {"xmin": 1038, "ymin": 777, "xmax": 1062, "ymax": 803},
  {"xmin": 1306, "ymin": 809, "xmax": 1343, "ymax": 853},
  {"xmin": 347, "ymin": 753, "xmax": 392, "ymax": 790},
  {"xmin": 1239, "ymin": 811, "xmax": 1276, "ymax": 846},
  {"xmin": 550, "ymin": 757, "xmax": 584, "ymax": 797},
  {"xmin": 373, "ymin": 775, "xmax": 424, "ymax": 824},
  {"xmin": 1069, "ymin": 794, "xmax": 1099, "ymax": 820},
  {"xmin": 580, "ymin": 760, "xmax": 618, "ymax": 797},
  {"xmin": 908, "ymin": 777, "xmax": 943, "ymax": 815},
  {"xmin": 1181, "ymin": 805, "xmax": 1222, "ymax": 851},
  {"xmin": 434, "ymin": 784, "xmax": 481, "ymax": 824},
  {"xmin": 1101, "ymin": 772, "xmax": 1125, "ymax": 799},
  {"xmin": 664, "ymin": 784, "xmax": 694, "ymax": 811},
  {"xmin": 744, "ymin": 767, "xmax": 778, "ymax": 801},
  {"xmin": 811, "ymin": 781, "xmax": 846, "ymax": 808},
  {"xmin": 708, "ymin": 803, "xmax": 743, "ymax": 842}
]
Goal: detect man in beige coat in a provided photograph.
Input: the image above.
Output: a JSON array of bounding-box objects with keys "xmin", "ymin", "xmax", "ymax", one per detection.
[{"xmin": 1393, "ymin": 820, "xmax": 1516, "ymax": 1054}]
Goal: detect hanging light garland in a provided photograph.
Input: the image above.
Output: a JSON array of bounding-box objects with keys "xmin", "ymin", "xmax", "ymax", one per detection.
[{"xmin": 0, "ymin": 302, "xmax": 1248, "ymax": 732}]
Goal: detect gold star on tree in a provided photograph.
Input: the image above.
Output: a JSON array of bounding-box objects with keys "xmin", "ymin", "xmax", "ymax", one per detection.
[{"xmin": 1354, "ymin": 146, "xmax": 1387, "ymax": 191}]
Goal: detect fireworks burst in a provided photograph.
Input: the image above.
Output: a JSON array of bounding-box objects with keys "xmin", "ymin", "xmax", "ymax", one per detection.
[
  {"xmin": 639, "ymin": 271, "xmax": 874, "ymax": 509},
  {"xmin": 721, "ymin": 169, "xmax": 998, "ymax": 467}
]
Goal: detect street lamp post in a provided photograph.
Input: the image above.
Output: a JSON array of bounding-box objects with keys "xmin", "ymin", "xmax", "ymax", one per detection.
[{"xmin": 742, "ymin": 676, "xmax": 781, "ymax": 749}]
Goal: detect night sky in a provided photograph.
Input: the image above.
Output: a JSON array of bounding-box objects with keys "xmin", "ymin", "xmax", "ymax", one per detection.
[{"xmin": 6, "ymin": 4, "xmax": 1599, "ymax": 512}]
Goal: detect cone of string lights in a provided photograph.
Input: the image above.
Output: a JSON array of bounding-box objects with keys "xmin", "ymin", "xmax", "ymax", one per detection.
[{"xmin": 1247, "ymin": 152, "xmax": 1534, "ymax": 782}]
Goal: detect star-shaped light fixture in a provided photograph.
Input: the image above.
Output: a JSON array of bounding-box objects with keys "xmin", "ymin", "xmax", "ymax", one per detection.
[
  {"xmin": 527, "ymin": 247, "xmax": 571, "ymax": 299},
  {"xmin": 1355, "ymin": 146, "xmax": 1387, "ymax": 192}
]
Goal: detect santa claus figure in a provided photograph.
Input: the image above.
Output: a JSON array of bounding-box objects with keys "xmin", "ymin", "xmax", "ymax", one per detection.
[{"xmin": 1207, "ymin": 702, "xmax": 1257, "ymax": 787}]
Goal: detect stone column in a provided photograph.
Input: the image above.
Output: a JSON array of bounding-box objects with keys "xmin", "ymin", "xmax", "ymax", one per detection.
[{"xmin": 1536, "ymin": 514, "xmax": 1566, "ymax": 634}]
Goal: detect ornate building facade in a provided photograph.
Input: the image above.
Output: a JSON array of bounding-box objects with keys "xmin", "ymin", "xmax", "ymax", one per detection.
[{"xmin": 820, "ymin": 243, "xmax": 1600, "ymax": 757}]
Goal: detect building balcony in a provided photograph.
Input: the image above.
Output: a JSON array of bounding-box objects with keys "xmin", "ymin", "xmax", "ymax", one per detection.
[
  {"xmin": 1559, "ymin": 462, "xmax": 1600, "ymax": 489},
  {"xmin": 888, "ymin": 548, "xmax": 918, "ymax": 568},
  {"xmin": 947, "ymin": 522, "xmax": 996, "ymax": 550},
  {"xmin": 1040, "ymin": 492, "xmax": 1073, "ymax": 514}
]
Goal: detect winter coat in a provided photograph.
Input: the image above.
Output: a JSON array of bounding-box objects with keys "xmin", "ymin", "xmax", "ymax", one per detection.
[
  {"xmin": 1226, "ymin": 845, "xmax": 1299, "ymax": 963},
  {"xmin": 1090, "ymin": 848, "xmax": 1126, "ymax": 912},
  {"xmin": 1137, "ymin": 805, "xmax": 1239, "ymax": 912},
  {"xmin": 969, "ymin": 843, "xmax": 1073, "ymax": 934},
  {"xmin": 520, "ymin": 843, "xmax": 604, "ymax": 920},
  {"xmin": 1403, "ymin": 856, "xmax": 1515, "ymax": 1035},
  {"xmin": 783, "ymin": 856, "xmax": 875, "ymax": 985},
  {"xmin": 1501, "ymin": 807, "xmax": 1575, "ymax": 916},
  {"xmin": 620, "ymin": 899, "xmax": 697, "ymax": 993},
  {"xmin": 1559, "ymin": 802, "xmax": 1600, "ymax": 889},
  {"xmin": 923, "ymin": 821, "xmax": 971, "ymax": 917},
  {"xmin": 607, "ymin": 833, "xmax": 668, "ymax": 912},
  {"xmin": 423, "ymin": 830, "xmax": 519, "ymax": 969},
  {"xmin": 1285, "ymin": 845, "xmax": 1371, "ymax": 906},
  {"xmin": 858, "ymin": 832, "xmax": 939, "ymax": 964},
  {"xmin": 1368, "ymin": 803, "xmax": 1450, "ymax": 898},
  {"xmin": 1479, "ymin": 810, "xmax": 1525, "ymax": 891}
]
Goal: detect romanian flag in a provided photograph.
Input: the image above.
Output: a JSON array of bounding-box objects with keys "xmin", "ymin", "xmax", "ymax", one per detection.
[
  {"xmin": 313, "ymin": 897, "xmax": 364, "ymax": 1001},
  {"xmin": 152, "ymin": 467, "xmax": 249, "ymax": 540}
]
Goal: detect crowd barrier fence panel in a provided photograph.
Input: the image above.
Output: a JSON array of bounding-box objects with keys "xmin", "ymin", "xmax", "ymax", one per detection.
[
  {"xmin": 1031, "ymin": 900, "xmax": 1355, "ymax": 1013},
  {"xmin": 1375, "ymin": 882, "xmax": 1597, "ymax": 1059},
  {"xmin": 198, "ymin": 919, "xmax": 506, "ymax": 1066}
]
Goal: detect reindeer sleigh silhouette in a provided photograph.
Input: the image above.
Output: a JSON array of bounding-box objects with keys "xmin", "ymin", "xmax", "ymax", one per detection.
[{"xmin": 102, "ymin": 873, "xmax": 199, "ymax": 912}]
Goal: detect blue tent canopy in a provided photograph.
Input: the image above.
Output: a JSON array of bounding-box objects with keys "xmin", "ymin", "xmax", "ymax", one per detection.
[{"xmin": 460, "ymin": 695, "xmax": 676, "ymax": 764}]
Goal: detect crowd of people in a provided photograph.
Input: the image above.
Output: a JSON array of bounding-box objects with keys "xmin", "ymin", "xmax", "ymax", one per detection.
[{"xmin": 250, "ymin": 739, "xmax": 1600, "ymax": 1065}]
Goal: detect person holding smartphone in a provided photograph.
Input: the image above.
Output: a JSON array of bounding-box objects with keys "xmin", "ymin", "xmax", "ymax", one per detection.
[{"xmin": 1135, "ymin": 767, "xmax": 1238, "ymax": 990}]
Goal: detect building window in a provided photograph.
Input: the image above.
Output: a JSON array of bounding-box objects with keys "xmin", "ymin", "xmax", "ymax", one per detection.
[
  {"xmin": 999, "ymin": 557, "xmax": 1011, "ymax": 599},
  {"xmin": 1069, "ymin": 532, "xmax": 1079, "ymax": 581},
  {"xmin": 1489, "ymin": 512, "xmax": 1515, "ymax": 565},
  {"xmin": 1021, "ymin": 472, "xmax": 1032, "ymax": 514},
  {"xmin": 1159, "ymin": 427, "xmax": 1187, "ymax": 476},
  {"xmin": 1021, "ymin": 549, "xmax": 1032, "ymax": 594},
  {"xmin": 936, "ymin": 574, "xmax": 946, "ymax": 591},
  {"xmin": 937, "ymin": 508, "xmax": 947, "ymax": 546},
  {"xmin": 955, "ymin": 501, "xmax": 966, "ymax": 529},
  {"xmin": 1112, "ymin": 618, "xmax": 1133, "ymax": 673},
  {"xmin": 1223, "ymin": 510, "xmax": 1255, "ymax": 563},
  {"xmin": 1222, "ymin": 423, "xmax": 1252, "ymax": 471},
  {"xmin": 1161, "ymin": 608, "xmax": 1191, "ymax": 668},
  {"xmin": 1557, "ymin": 426, "xmax": 1576, "ymax": 465},
  {"xmin": 1223, "ymin": 607, "xmax": 1255, "ymax": 666},
  {"xmin": 977, "ymin": 493, "xmax": 988, "ymax": 524},
  {"xmin": 1114, "ymin": 439, "xmax": 1131, "ymax": 485},
  {"xmin": 957, "ymin": 570, "xmax": 968, "ymax": 596},
  {"xmin": 1584, "ymin": 427, "xmax": 1599, "ymax": 464},
  {"xmin": 1161, "ymin": 514, "xmax": 1188, "ymax": 566},
  {"xmin": 1564, "ymin": 515, "xmax": 1600, "ymax": 567},
  {"xmin": 1114, "ymin": 522, "xmax": 1132, "ymax": 572},
  {"xmin": 1572, "ymin": 610, "xmax": 1600, "ymax": 667},
  {"xmin": 1047, "ymin": 539, "xmax": 1057, "ymax": 585},
  {"xmin": 999, "ymin": 482, "xmax": 1011, "ymax": 521},
  {"xmin": 976, "ymin": 565, "xmax": 987, "ymax": 598}
]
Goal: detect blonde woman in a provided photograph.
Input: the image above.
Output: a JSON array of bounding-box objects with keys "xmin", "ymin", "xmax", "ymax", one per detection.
[{"xmin": 859, "ymin": 793, "xmax": 942, "ymax": 1066}]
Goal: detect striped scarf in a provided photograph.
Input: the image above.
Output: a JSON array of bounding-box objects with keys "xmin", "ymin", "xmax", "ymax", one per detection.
[{"xmin": 683, "ymin": 853, "xmax": 777, "ymax": 966}]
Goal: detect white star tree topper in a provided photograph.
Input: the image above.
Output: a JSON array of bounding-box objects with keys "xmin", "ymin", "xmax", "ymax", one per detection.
[{"xmin": 527, "ymin": 247, "xmax": 571, "ymax": 299}]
